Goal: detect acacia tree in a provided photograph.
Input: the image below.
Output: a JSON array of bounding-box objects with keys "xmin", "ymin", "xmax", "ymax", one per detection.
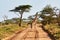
[
  {"xmin": 53, "ymin": 7, "xmax": 60, "ymax": 25},
  {"xmin": 10, "ymin": 5, "xmax": 32, "ymax": 26},
  {"xmin": 39, "ymin": 5, "xmax": 55, "ymax": 24}
]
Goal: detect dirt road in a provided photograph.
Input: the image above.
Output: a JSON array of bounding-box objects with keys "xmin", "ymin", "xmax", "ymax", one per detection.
[{"xmin": 6, "ymin": 24, "xmax": 52, "ymax": 40}]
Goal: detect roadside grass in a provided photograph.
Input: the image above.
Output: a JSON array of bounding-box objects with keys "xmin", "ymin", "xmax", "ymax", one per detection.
[
  {"xmin": 44, "ymin": 24, "xmax": 60, "ymax": 40},
  {"xmin": 0, "ymin": 24, "xmax": 27, "ymax": 40}
]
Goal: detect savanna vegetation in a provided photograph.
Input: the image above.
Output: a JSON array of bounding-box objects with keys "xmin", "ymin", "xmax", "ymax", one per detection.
[
  {"xmin": 0, "ymin": 5, "xmax": 32, "ymax": 40},
  {"xmin": 0, "ymin": 4, "xmax": 60, "ymax": 40},
  {"xmin": 0, "ymin": 18, "xmax": 28, "ymax": 40},
  {"xmin": 39, "ymin": 5, "xmax": 60, "ymax": 40}
]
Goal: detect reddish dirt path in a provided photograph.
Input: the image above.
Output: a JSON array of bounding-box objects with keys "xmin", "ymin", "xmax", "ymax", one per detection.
[{"xmin": 5, "ymin": 24, "xmax": 52, "ymax": 40}]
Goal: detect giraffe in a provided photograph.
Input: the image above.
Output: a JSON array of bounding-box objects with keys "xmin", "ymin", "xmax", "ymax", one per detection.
[{"xmin": 32, "ymin": 12, "xmax": 38, "ymax": 29}]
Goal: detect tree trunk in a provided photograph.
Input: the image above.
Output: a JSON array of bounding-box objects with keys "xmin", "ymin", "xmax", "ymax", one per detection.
[{"xmin": 19, "ymin": 11, "xmax": 23, "ymax": 26}]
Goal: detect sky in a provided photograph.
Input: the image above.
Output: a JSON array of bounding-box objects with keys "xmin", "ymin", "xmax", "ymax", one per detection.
[{"xmin": 0, "ymin": 0, "xmax": 60, "ymax": 22}]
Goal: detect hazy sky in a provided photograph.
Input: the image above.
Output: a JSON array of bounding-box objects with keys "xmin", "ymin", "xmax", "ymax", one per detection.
[{"xmin": 0, "ymin": 0, "xmax": 60, "ymax": 21}]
